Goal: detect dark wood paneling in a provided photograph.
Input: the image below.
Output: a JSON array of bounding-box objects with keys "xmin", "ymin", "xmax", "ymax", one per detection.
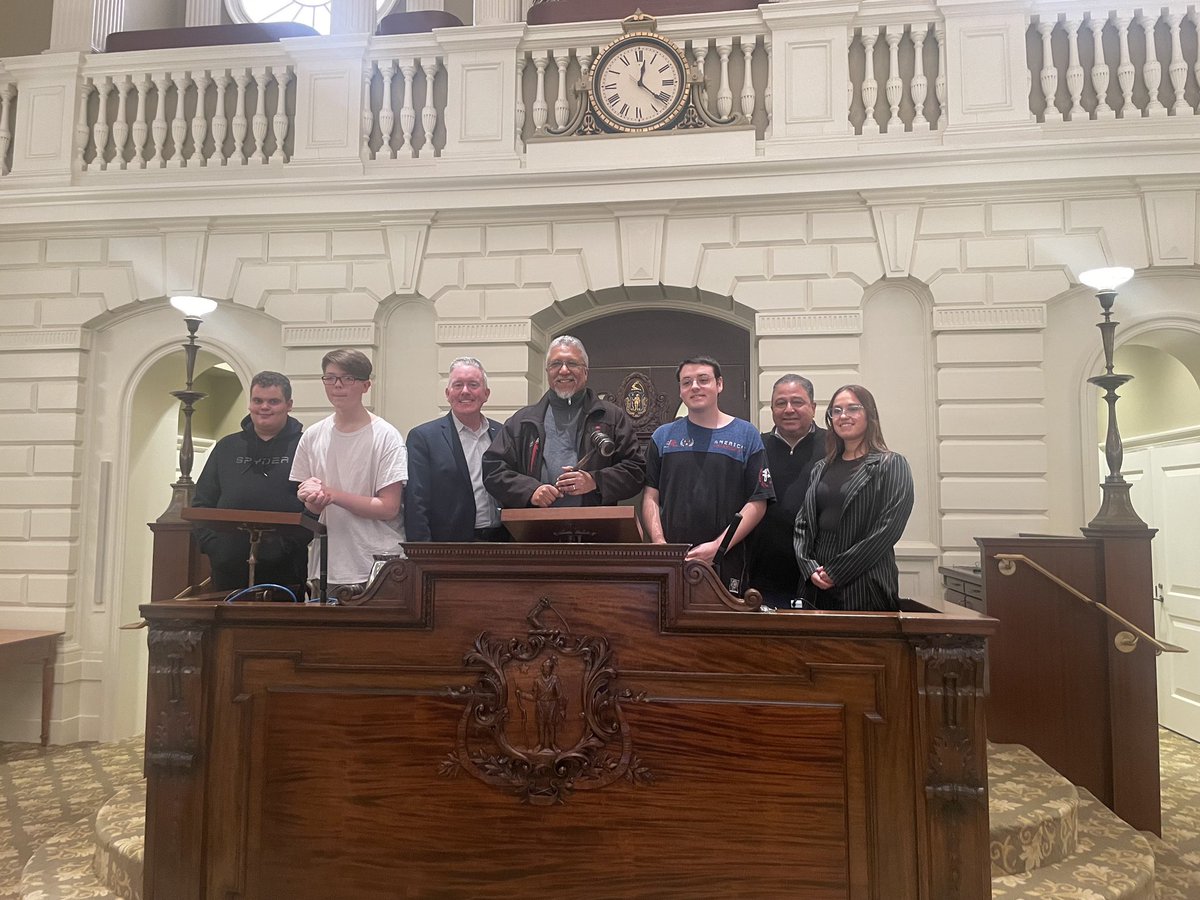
[{"xmin": 142, "ymin": 545, "xmax": 995, "ymax": 899}]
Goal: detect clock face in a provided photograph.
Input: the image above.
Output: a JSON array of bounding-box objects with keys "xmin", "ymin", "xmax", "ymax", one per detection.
[{"xmin": 591, "ymin": 34, "xmax": 689, "ymax": 133}]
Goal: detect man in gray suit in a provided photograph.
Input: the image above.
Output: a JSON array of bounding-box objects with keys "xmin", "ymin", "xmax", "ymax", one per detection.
[{"xmin": 404, "ymin": 357, "xmax": 505, "ymax": 542}]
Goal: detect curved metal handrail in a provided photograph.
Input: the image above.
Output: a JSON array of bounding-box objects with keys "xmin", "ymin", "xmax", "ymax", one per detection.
[{"xmin": 992, "ymin": 553, "xmax": 1187, "ymax": 656}]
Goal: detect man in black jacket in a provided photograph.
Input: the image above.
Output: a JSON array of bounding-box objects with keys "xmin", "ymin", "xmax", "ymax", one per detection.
[
  {"xmin": 483, "ymin": 335, "xmax": 644, "ymax": 508},
  {"xmin": 404, "ymin": 357, "xmax": 505, "ymax": 541},
  {"xmin": 748, "ymin": 373, "xmax": 827, "ymax": 608},
  {"xmin": 191, "ymin": 371, "xmax": 309, "ymax": 591}
]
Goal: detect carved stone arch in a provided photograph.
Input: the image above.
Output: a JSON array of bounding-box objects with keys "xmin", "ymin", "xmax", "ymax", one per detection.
[
  {"xmin": 86, "ymin": 299, "xmax": 287, "ymax": 741},
  {"xmin": 376, "ymin": 293, "xmax": 438, "ymax": 432},
  {"xmin": 529, "ymin": 285, "xmax": 756, "ymax": 428},
  {"xmin": 1044, "ymin": 267, "xmax": 1200, "ymax": 528}
]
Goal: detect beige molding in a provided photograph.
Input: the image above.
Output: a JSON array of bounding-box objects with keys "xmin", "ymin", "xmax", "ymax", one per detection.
[
  {"xmin": 282, "ymin": 324, "xmax": 377, "ymax": 346},
  {"xmin": 755, "ymin": 311, "xmax": 863, "ymax": 336},
  {"xmin": 436, "ymin": 321, "xmax": 533, "ymax": 344},
  {"xmin": 0, "ymin": 328, "xmax": 91, "ymax": 350},
  {"xmin": 933, "ymin": 306, "xmax": 1045, "ymax": 331}
]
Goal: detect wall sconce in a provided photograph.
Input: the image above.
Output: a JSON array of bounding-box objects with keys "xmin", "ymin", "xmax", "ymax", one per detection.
[
  {"xmin": 160, "ymin": 295, "xmax": 217, "ymax": 520},
  {"xmin": 1078, "ymin": 267, "xmax": 1147, "ymax": 531}
]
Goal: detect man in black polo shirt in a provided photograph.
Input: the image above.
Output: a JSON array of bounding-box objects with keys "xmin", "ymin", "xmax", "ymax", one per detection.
[{"xmin": 749, "ymin": 374, "xmax": 827, "ymax": 608}]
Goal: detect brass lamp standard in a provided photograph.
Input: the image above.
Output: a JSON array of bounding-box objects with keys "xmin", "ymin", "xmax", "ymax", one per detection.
[
  {"xmin": 159, "ymin": 295, "xmax": 218, "ymax": 521},
  {"xmin": 1079, "ymin": 267, "xmax": 1147, "ymax": 531}
]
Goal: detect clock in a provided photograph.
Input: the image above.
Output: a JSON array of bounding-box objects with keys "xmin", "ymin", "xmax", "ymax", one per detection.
[{"xmin": 589, "ymin": 31, "xmax": 690, "ymax": 133}]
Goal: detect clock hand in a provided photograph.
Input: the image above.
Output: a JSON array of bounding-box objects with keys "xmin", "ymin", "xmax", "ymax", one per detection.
[{"xmin": 636, "ymin": 59, "xmax": 647, "ymax": 90}]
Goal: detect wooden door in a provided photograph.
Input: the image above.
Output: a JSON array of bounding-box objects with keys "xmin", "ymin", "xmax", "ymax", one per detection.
[
  {"xmin": 1148, "ymin": 440, "xmax": 1200, "ymax": 740},
  {"xmin": 570, "ymin": 310, "xmax": 751, "ymax": 442}
]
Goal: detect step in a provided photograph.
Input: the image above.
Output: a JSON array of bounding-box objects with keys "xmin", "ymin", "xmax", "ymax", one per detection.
[
  {"xmin": 992, "ymin": 787, "xmax": 1157, "ymax": 900},
  {"xmin": 1138, "ymin": 830, "xmax": 1199, "ymax": 900},
  {"xmin": 92, "ymin": 782, "xmax": 144, "ymax": 900},
  {"xmin": 19, "ymin": 815, "xmax": 121, "ymax": 900},
  {"xmin": 988, "ymin": 741, "xmax": 1080, "ymax": 875}
]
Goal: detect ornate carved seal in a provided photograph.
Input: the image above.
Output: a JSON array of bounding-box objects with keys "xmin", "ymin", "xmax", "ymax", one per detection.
[{"xmin": 440, "ymin": 598, "xmax": 653, "ymax": 805}]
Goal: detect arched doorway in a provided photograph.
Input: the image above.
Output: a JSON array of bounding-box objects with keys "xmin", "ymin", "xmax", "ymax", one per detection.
[
  {"xmin": 569, "ymin": 308, "xmax": 752, "ymax": 440},
  {"xmin": 1101, "ymin": 329, "xmax": 1200, "ymax": 741}
]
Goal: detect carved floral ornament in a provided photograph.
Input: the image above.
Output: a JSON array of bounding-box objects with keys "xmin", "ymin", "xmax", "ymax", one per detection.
[{"xmin": 440, "ymin": 598, "xmax": 654, "ymax": 805}]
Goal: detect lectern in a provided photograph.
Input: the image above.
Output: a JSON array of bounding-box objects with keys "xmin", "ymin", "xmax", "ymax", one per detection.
[
  {"xmin": 141, "ymin": 541, "xmax": 996, "ymax": 899},
  {"xmin": 181, "ymin": 508, "xmax": 325, "ymax": 599}
]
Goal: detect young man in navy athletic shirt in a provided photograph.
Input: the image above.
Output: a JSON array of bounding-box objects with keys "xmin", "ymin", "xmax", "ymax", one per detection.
[{"xmin": 641, "ymin": 356, "xmax": 774, "ymax": 595}]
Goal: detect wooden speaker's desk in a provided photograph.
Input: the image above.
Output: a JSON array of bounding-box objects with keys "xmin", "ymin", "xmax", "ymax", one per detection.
[{"xmin": 140, "ymin": 543, "xmax": 995, "ymax": 899}]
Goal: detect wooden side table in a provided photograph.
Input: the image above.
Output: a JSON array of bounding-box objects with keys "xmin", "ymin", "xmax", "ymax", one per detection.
[{"xmin": 0, "ymin": 630, "xmax": 63, "ymax": 745}]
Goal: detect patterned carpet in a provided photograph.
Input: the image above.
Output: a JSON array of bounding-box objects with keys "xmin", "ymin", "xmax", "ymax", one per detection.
[
  {"xmin": 0, "ymin": 739, "xmax": 142, "ymax": 900},
  {"xmin": 0, "ymin": 730, "xmax": 1195, "ymax": 899}
]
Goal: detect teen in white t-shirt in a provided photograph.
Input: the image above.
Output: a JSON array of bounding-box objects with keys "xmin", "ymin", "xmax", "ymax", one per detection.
[{"xmin": 290, "ymin": 349, "xmax": 407, "ymax": 586}]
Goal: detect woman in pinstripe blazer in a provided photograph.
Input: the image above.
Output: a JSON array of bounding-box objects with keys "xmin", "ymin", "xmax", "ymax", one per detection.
[{"xmin": 793, "ymin": 384, "xmax": 914, "ymax": 611}]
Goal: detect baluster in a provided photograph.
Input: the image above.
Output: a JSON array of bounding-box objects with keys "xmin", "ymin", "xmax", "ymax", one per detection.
[
  {"xmin": 1165, "ymin": 14, "xmax": 1188, "ymax": 114},
  {"xmin": 0, "ymin": 84, "xmax": 14, "ymax": 175},
  {"xmin": 93, "ymin": 78, "xmax": 113, "ymax": 170},
  {"xmin": 911, "ymin": 24, "xmax": 929, "ymax": 129},
  {"xmin": 935, "ymin": 24, "xmax": 946, "ymax": 130},
  {"xmin": 1139, "ymin": 12, "xmax": 1164, "ymax": 117},
  {"xmin": 150, "ymin": 74, "xmax": 170, "ymax": 167},
  {"xmin": 111, "ymin": 77, "xmax": 130, "ymax": 169},
  {"xmin": 515, "ymin": 54, "xmax": 527, "ymax": 143},
  {"xmin": 191, "ymin": 71, "xmax": 210, "ymax": 165},
  {"xmin": 575, "ymin": 46, "xmax": 592, "ymax": 128},
  {"xmin": 763, "ymin": 36, "xmax": 772, "ymax": 131},
  {"xmin": 420, "ymin": 59, "xmax": 438, "ymax": 158},
  {"xmin": 252, "ymin": 68, "xmax": 270, "ymax": 163},
  {"xmin": 378, "ymin": 61, "xmax": 396, "ymax": 159},
  {"xmin": 75, "ymin": 81, "xmax": 92, "ymax": 172},
  {"xmin": 132, "ymin": 76, "xmax": 150, "ymax": 168},
  {"xmin": 1064, "ymin": 18, "xmax": 1085, "ymax": 120},
  {"xmin": 170, "ymin": 72, "xmax": 190, "ymax": 166},
  {"xmin": 715, "ymin": 39, "xmax": 733, "ymax": 118},
  {"xmin": 1113, "ymin": 14, "xmax": 1137, "ymax": 117},
  {"xmin": 361, "ymin": 65, "xmax": 375, "ymax": 160},
  {"xmin": 739, "ymin": 36, "xmax": 756, "ymax": 121},
  {"xmin": 884, "ymin": 26, "xmax": 903, "ymax": 131},
  {"xmin": 271, "ymin": 69, "xmax": 290, "ymax": 163},
  {"xmin": 532, "ymin": 52, "xmax": 549, "ymax": 132},
  {"xmin": 232, "ymin": 71, "xmax": 250, "ymax": 163},
  {"xmin": 212, "ymin": 73, "xmax": 230, "ymax": 164},
  {"xmin": 1192, "ymin": 10, "xmax": 1200, "ymax": 113},
  {"xmin": 692, "ymin": 40, "xmax": 710, "ymax": 109},
  {"xmin": 399, "ymin": 61, "xmax": 416, "ymax": 157},
  {"xmin": 861, "ymin": 28, "xmax": 880, "ymax": 135},
  {"xmin": 1089, "ymin": 14, "xmax": 1114, "ymax": 119},
  {"xmin": 553, "ymin": 49, "xmax": 570, "ymax": 130},
  {"xmin": 1037, "ymin": 18, "xmax": 1062, "ymax": 122}
]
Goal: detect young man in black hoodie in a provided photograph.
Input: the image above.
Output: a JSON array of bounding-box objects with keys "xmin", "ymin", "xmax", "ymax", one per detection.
[{"xmin": 191, "ymin": 371, "xmax": 310, "ymax": 591}]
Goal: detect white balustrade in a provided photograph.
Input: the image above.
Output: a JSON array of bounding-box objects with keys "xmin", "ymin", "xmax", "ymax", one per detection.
[
  {"xmin": 74, "ymin": 57, "xmax": 295, "ymax": 171},
  {"xmin": 1, "ymin": 5, "xmax": 1198, "ymax": 180},
  {"xmin": 852, "ymin": 22, "xmax": 941, "ymax": 136},
  {"xmin": 363, "ymin": 48, "xmax": 447, "ymax": 161},
  {"xmin": 1028, "ymin": 8, "xmax": 1200, "ymax": 123}
]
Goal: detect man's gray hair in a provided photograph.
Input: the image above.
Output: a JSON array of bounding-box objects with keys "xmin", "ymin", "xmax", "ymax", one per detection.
[
  {"xmin": 772, "ymin": 373, "xmax": 815, "ymax": 403},
  {"xmin": 448, "ymin": 356, "xmax": 488, "ymax": 388},
  {"xmin": 546, "ymin": 334, "xmax": 589, "ymax": 367}
]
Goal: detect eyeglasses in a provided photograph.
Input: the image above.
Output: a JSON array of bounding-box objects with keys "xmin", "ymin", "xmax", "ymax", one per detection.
[
  {"xmin": 680, "ymin": 375, "xmax": 716, "ymax": 389},
  {"xmin": 773, "ymin": 398, "xmax": 813, "ymax": 409},
  {"xmin": 546, "ymin": 361, "xmax": 586, "ymax": 373},
  {"xmin": 320, "ymin": 374, "xmax": 362, "ymax": 386},
  {"xmin": 829, "ymin": 404, "xmax": 865, "ymax": 418}
]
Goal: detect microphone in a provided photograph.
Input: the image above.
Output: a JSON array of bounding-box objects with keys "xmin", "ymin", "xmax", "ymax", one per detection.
[{"xmin": 589, "ymin": 428, "xmax": 616, "ymax": 458}]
